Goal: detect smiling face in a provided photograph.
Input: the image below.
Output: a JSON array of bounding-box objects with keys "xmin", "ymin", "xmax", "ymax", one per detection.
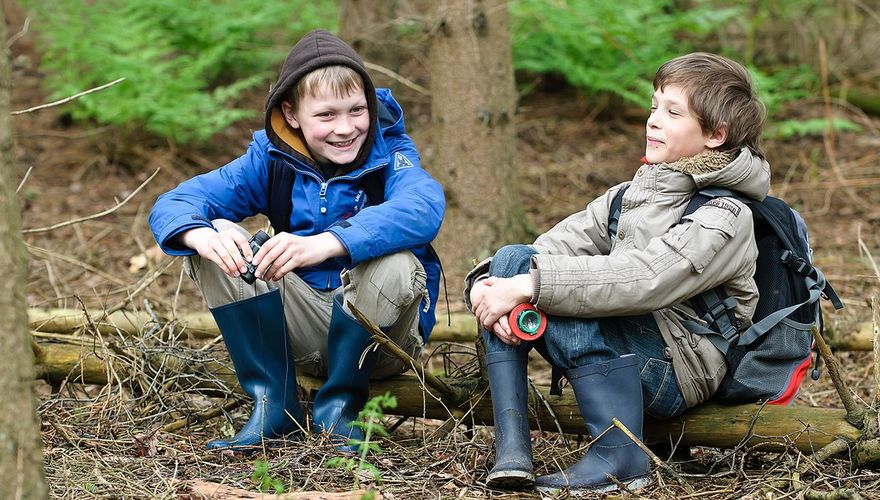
[
  {"xmin": 645, "ymin": 85, "xmax": 725, "ymax": 164},
  {"xmin": 282, "ymin": 83, "xmax": 370, "ymax": 165}
]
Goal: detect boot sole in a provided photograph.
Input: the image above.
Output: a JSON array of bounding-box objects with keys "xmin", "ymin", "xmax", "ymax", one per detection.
[
  {"xmin": 486, "ymin": 470, "xmax": 535, "ymax": 489},
  {"xmin": 535, "ymin": 475, "xmax": 652, "ymax": 496}
]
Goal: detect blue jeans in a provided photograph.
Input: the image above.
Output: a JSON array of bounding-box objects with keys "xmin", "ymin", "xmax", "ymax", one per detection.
[{"xmin": 481, "ymin": 245, "xmax": 686, "ymax": 419}]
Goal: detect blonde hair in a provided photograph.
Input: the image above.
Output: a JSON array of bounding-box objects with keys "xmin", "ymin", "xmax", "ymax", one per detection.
[
  {"xmin": 287, "ymin": 65, "xmax": 364, "ymax": 111},
  {"xmin": 654, "ymin": 52, "xmax": 766, "ymax": 159}
]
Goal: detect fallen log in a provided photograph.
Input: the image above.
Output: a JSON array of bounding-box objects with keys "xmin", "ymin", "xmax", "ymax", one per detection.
[
  {"xmin": 27, "ymin": 308, "xmax": 874, "ymax": 349},
  {"xmin": 826, "ymin": 321, "xmax": 874, "ymax": 352},
  {"xmin": 28, "ymin": 308, "xmax": 479, "ymax": 343},
  {"xmin": 179, "ymin": 480, "xmax": 373, "ymax": 499},
  {"xmin": 32, "ymin": 340, "xmax": 875, "ymax": 464}
]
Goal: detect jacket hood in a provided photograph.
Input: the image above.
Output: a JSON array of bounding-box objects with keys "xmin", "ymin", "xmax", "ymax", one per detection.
[
  {"xmin": 264, "ymin": 29, "xmax": 378, "ymax": 172},
  {"xmin": 663, "ymin": 148, "xmax": 771, "ymax": 201}
]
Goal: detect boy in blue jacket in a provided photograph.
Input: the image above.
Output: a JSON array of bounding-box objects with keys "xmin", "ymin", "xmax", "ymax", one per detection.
[{"xmin": 149, "ymin": 30, "xmax": 445, "ymax": 451}]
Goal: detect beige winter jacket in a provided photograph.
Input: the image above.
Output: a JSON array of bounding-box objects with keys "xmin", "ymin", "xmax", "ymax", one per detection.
[{"xmin": 466, "ymin": 148, "xmax": 771, "ymax": 408}]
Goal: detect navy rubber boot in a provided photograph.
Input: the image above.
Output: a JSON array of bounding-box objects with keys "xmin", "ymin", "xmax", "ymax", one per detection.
[
  {"xmin": 311, "ymin": 294, "xmax": 380, "ymax": 452},
  {"xmin": 485, "ymin": 351, "xmax": 534, "ymax": 489},
  {"xmin": 206, "ymin": 289, "xmax": 305, "ymax": 451},
  {"xmin": 535, "ymin": 354, "xmax": 651, "ymax": 495}
]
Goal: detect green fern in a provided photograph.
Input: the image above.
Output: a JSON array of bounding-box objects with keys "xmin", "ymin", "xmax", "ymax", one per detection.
[
  {"xmin": 510, "ymin": 0, "xmax": 739, "ymax": 106},
  {"xmin": 251, "ymin": 459, "xmax": 285, "ymax": 495},
  {"xmin": 326, "ymin": 392, "xmax": 397, "ymax": 486},
  {"xmin": 19, "ymin": 0, "xmax": 335, "ymax": 143}
]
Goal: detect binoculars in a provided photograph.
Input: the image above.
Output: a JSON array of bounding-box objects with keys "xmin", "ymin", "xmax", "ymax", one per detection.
[{"xmin": 240, "ymin": 230, "xmax": 271, "ymax": 284}]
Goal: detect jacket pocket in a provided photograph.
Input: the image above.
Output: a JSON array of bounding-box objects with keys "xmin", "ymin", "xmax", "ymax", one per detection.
[
  {"xmin": 640, "ymin": 357, "xmax": 687, "ymax": 419},
  {"xmin": 653, "ymin": 309, "xmax": 728, "ymax": 408},
  {"xmin": 661, "ymin": 202, "xmax": 740, "ymax": 273}
]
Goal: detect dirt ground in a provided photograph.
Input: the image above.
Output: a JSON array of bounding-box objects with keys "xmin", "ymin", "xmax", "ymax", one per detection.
[{"xmin": 9, "ymin": 8, "xmax": 880, "ymax": 500}]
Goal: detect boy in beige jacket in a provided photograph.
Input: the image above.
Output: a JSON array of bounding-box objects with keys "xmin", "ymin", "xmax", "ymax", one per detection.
[{"xmin": 465, "ymin": 52, "xmax": 769, "ymax": 494}]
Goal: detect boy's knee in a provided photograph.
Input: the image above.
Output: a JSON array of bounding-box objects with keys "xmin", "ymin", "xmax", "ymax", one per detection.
[
  {"xmin": 488, "ymin": 244, "xmax": 535, "ymax": 277},
  {"xmin": 343, "ymin": 252, "xmax": 426, "ymax": 317},
  {"xmin": 210, "ymin": 219, "xmax": 250, "ymax": 237}
]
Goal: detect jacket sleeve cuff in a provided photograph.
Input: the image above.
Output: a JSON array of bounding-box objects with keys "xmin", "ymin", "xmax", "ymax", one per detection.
[
  {"xmin": 529, "ymin": 268, "xmax": 541, "ymax": 304},
  {"xmin": 156, "ymin": 215, "xmax": 214, "ymax": 256},
  {"xmin": 326, "ymin": 221, "xmax": 372, "ymax": 267}
]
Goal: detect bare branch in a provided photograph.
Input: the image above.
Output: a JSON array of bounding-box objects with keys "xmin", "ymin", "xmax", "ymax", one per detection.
[
  {"xmin": 364, "ymin": 62, "xmax": 430, "ymax": 96},
  {"xmin": 11, "ymin": 77, "xmax": 126, "ymax": 116},
  {"xmin": 16, "ymin": 166, "xmax": 33, "ymax": 193},
  {"xmin": 22, "ymin": 168, "xmax": 159, "ymax": 234},
  {"xmin": 6, "ymin": 17, "xmax": 30, "ymax": 48}
]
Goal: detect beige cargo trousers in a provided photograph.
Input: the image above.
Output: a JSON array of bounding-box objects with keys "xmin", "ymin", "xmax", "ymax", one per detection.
[{"xmin": 184, "ymin": 219, "xmax": 427, "ymax": 379}]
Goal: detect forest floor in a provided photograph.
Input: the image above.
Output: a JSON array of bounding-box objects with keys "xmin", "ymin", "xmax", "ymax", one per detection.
[{"xmin": 9, "ymin": 9, "xmax": 880, "ymax": 500}]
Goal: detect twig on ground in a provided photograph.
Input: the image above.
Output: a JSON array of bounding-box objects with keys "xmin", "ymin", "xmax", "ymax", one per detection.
[
  {"xmin": 347, "ymin": 301, "xmax": 459, "ymax": 401},
  {"xmin": 612, "ymin": 417, "xmax": 695, "ymax": 494},
  {"xmin": 811, "ymin": 324, "xmax": 868, "ymax": 427},
  {"xmin": 11, "ymin": 77, "xmax": 126, "ymax": 115},
  {"xmin": 160, "ymin": 398, "xmax": 243, "ymax": 434}
]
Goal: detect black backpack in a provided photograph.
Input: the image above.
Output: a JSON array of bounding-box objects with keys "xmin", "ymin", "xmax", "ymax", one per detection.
[{"xmin": 609, "ymin": 186, "xmax": 843, "ymax": 405}]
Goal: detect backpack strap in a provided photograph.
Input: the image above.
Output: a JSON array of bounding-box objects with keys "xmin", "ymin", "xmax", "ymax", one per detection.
[
  {"xmin": 680, "ymin": 187, "xmax": 743, "ymax": 351},
  {"xmin": 738, "ymin": 253, "xmax": 842, "ymax": 345},
  {"xmin": 688, "ymin": 287, "xmax": 740, "ymax": 353},
  {"xmin": 265, "ymin": 158, "xmax": 389, "ymax": 234},
  {"xmin": 608, "ymin": 185, "xmax": 628, "ymax": 245},
  {"xmin": 267, "ymin": 158, "xmax": 296, "ymax": 233}
]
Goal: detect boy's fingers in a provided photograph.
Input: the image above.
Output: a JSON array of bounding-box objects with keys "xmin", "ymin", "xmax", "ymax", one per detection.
[
  {"xmin": 493, "ymin": 322, "xmax": 519, "ymax": 345},
  {"xmin": 498, "ymin": 314, "xmax": 512, "ymax": 336},
  {"xmin": 210, "ymin": 240, "xmax": 239, "ymax": 275},
  {"xmin": 219, "ymin": 238, "xmax": 246, "ymax": 273}
]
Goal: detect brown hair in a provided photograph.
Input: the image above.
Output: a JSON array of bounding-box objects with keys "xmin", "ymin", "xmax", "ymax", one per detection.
[
  {"xmin": 653, "ymin": 52, "xmax": 766, "ymax": 158},
  {"xmin": 286, "ymin": 65, "xmax": 364, "ymax": 111}
]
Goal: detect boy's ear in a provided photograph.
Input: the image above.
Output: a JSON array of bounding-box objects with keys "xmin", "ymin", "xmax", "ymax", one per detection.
[
  {"xmin": 705, "ymin": 124, "xmax": 728, "ymax": 149},
  {"xmin": 281, "ymin": 101, "xmax": 300, "ymax": 129}
]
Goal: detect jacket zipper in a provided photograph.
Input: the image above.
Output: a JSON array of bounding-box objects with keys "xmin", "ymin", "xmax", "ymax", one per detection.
[{"xmin": 288, "ymin": 161, "xmax": 389, "ymax": 290}]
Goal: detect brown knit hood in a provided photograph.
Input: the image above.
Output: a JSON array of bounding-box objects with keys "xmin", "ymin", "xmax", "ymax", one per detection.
[{"xmin": 265, "ymin": 30, "xmax": 378, "ymax": 171}]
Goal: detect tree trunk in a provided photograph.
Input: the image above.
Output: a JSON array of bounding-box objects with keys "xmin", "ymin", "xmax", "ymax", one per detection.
[
  {"xmin": 338, "ymin": 0, "xmax": 406, "ymax": 92},
  {"xmin": 0, "ymin": 5, "xmax": 48, "ymax": 497},
  {"xmin": 32, "ymin": 340, "xmax": 879, "ymax": 465},
  {"xmin": 421, "ymin": 0, "xmax": 527, "ymax": 279}
]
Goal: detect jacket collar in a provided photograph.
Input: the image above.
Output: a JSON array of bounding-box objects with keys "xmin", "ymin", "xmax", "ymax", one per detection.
[{"xmin": 660, "ymin": 150, "xmax": 734, "ymax": 176}]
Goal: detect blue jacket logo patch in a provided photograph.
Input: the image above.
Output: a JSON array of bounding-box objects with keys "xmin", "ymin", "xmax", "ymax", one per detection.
[{"xmin": 394, "ymin": 152, "xmax": 415, "ymax": 171}]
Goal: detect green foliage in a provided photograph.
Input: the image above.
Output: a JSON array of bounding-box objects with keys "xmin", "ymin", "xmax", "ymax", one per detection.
[
  {"xmin": 326, "ymin": 392, "xmax": 397, "ymax": 487},
  {"xmin": 251, "ymin": 459, "xmax": 285, "ymax": 495},
  {"xmin": 20, "ymin": 0, "xmax": 336, "ymax": 143},
  {"xmin": 768, "ymin": 118, "xmax": 862, "ymax": 140},
  {"xmin": 509, "ymin": 0, "xmax": 740, "ymax": 105},
  {"xmin": 749, "ymin": 65, "xmax": 818, "ymax": 119}
]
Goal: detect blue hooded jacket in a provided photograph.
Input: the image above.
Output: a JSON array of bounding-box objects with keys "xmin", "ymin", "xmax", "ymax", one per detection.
[{"xmin": 150, "ymin": 81, "xmax": 445, "ymax": 340}]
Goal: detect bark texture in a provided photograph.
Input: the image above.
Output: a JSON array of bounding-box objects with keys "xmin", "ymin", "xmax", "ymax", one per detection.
[
  {"xmin": 339, "ymin": 0, "xmax": 406, "ymax": 91},
  {"xmin": 0, "ymin": 6, "xmax": 48, "ymax": 497},
  {"xmin": 423, "ymin": 0, "xmax": 527, "ymax": 278}
]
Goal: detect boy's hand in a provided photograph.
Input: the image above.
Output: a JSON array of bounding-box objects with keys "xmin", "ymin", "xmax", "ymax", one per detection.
[
  {"xmin": 182, "ymin": 226, "xmax": 251, "ymax": 279},
  {"xmin": 470, "ymin": 284, "xmax": 520, "ymax": 344},
  {"xmin": 490, "ymin": 314, "xmax": 521, "ymax": 346},
  {"xmin": 471, "ymin": 274, "xmax": 533, "ymax": 333},
  {"xmin": 253, "ymin": 232, "xmax": 347, "ymax": 281}
]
